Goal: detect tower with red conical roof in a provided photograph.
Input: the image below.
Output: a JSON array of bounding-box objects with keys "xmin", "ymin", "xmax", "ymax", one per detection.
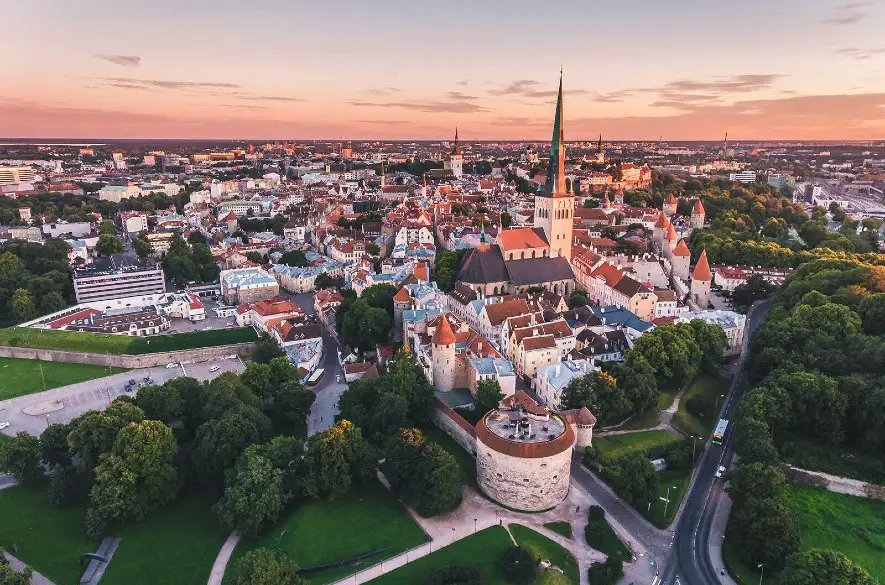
[
  {"xmin": 663, "ymin": 193, "xmax": 678, "ymax": 216},
  {"xmin": 690, "ymin": 249, "xmax": 712, "ymax": 310},
  {"xmin": 691, "ymin": 198, "xmax": 706, "ymax": 229},
  {"xmin": 671, "ymin": 238, "xmax": 691, "ymax": 281},
  {"xmin": 431, "ymin": 314, "xmax": 458, "ymax": 391}
]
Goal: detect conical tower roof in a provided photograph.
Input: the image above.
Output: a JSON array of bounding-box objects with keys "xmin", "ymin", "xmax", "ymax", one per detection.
[
  {"xmin": 673, "ymin": 239, "xmax": 691, "ymax": 257},
  {"xmin": 692, "ymin": 198, "xmax": 705, "ymax": 215},
  {"xmin": 654, "ymin": 211, "xmax": 669, "ymax": 228},
  {"xmin": 666, "ymin": 223, "xmax": 678, "ymax": 242},
  {"xmin": 432, "ymin": 314, "xmax": 457, "ymax": 345},
  {"xmin": 693, "ymin": 249, "xmax": 712, "ymax": 281},
  {"xmin": 543, "ymin": 71, "xmax": 568, "ymax": 198}
]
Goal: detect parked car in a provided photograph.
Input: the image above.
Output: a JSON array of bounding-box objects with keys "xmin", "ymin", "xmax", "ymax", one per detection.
[
  {"xmin": 715, "ymin": 465, "xmax": 727, "ymax": 479},
  {"xmin": 165, "ymin": 362, "xmax": 178, "ymax": 369},
  {"xmin": 208, "ymin": 365, "xmax": 221, "ymax": 373}
]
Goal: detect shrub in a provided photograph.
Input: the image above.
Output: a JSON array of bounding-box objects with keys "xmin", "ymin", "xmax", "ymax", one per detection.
[
  {"xmin": 500, "ymin": 546, "xmax": 538, "ymax": 585},
  {"xmin": 587, "ymin": 557, "xmax": 623, "ymax": 585},
  {"xmin": 586, "ymin": 505, "xmax": 605, "ymax": 521},
  {"xmin": 85, "ymin": 507, "xmax": 105, "ymax": 539},
  {"xmin": 423, "ymin": 565, "xmax": 484, "ymax": 585}
]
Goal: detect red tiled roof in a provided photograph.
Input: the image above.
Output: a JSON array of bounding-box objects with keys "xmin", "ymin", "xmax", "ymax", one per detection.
[
  {"xmin": 692, "ymin": 199, "xmax": 705, "ymax": 215},
  {"xmin": 693, "ymin": 249, "xmax": 712, "ymax": 281},
  {"xmin": 673, "ymin": 239, "xmax": 691, "ymax": 257},
  {"xmin": 432, "ymin": 314, "xmax": 457, "ymax": 345},
  {"xmin": 498, "ymin": 227, "xmax": 548, "ymax": 251}
]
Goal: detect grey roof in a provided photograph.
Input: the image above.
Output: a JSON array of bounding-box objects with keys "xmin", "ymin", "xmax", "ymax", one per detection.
[
  {"xmin": 457, "ymin": 244, "xmax": 509, "ymax": 284},
  {"xmin": 505, "ymin": 256, "xmax": 574, "ymax": 286}
]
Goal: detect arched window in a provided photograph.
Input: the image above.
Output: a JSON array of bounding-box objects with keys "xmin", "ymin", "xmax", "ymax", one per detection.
[{"xmin": 520, "ymin": 251, "xmax": 525, "ymax": 259}]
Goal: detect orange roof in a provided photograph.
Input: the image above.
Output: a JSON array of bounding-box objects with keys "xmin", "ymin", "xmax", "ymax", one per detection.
[
  {"xmin": 673, "ymin": 239, "xmax": 691, "ymax": 257},
  {"xmin": 692, "ymin": 199, "xmax": 705, "ymax": 215},
  {"xmin": 432, "ymin": 314, "xmax": 457, "ymax": 345},
  {"xmin": 693, "ymin": 249, "xmax": 712, "ymax": 281},
  {"xmin": 393, "ymin": 287, "xmax": 412, "ymax": 302},
  {"xmin": 590, "ymin": 262, "xmax": 624, "ymax": 287},
  {"xmin": 666, "ymin": 223, "xmax": 678, "ymax": 241},
  {"xmin": 414, "ymin": 262, "xmax": 430, "ymax": 282},
  {"xmin": 665, "ymin": 193, "xmax": 678, "ymax": 204},
  {"xmin": 654, "ymin": 212, "xmax": 669, "ymax": 228},
  {"xmin": 498, "ymin": 227, "xmax": 547, "ymax": 251},
  {"xmin": 252, "ymin": 297, "xmax": 301, "ymax": 317}
]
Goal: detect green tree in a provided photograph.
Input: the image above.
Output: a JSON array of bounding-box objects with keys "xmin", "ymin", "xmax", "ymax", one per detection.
[
  {"xmin": 606, "ymin": 451, "xmax": 659, "ymax": 510},
  {"xmin": 361, "ymin": 283, "xmax": 398, "ymax": 316},
  {"xmin": 278, "ymin": 250, "xmax": 308, "ymax": 267},
  {"xmin": 857, "ymin": 292, "xmax": 885, "ymax": 335},
  {"xmin": 214, "ymin": 450, "xmax": 288, "ymax": 537},
  {"xmin": 563, "ymin": 371, "xmax": 630, "ymax": 425},
  {"xmin": 133, "ymin": 236, "xmax": 153, "ymax": 259},
  {"xmin": 95, "ymin": 234, "xmax": 124, "ymax": 257},
  {"xmin": 733, "ymin": 417, "xmax": 779, "ymax": 465},
  {"xmin": 586, "ymin": 556, "xmax": 624, "ymax": 585},
  {"xmin": 187, "ymin": 231, "xmax": 206, "ymax": 245},
  {"xmin": 0, "ymin": 432, "xmax": 41, "ymax": 483},
  {"xmin": 778, "ymin": 549, "xmax": 874, "ymax": 585},
  {"xmin": 474, "ymin": 380, "xmax": 504, "ymax": 418},
  {"xmin": 500, "ymin": 212, "xmax": 512, "ymax": 229},
  {"xmin": 339, "ymin": 298, "xmax": 391, "ymax": 349},
  {"xmin": 67, "ymin": 400, "xmax": 145, "ymax": 471},
  {"xmin": 798, "ymin": 221, "xmax": 827, "ymax": 248},
  {"xmin": 568, "ymin": 290, "xmax": 588, "ymax": 308},
  {"xmin": 252, "ymin": 333, "xmax": 285, "ymax": 364},
  {"xmin": 500, "ymin": 546, "xmax": 537, "ymax": 585},
  {"xmin": 617, "ymin": 354, "xmax": 658, "ymax": 415},
  {"xmin": 40, "ymin": 422, "xmax": 73, "ymax": 469},
  {"xmin": 90, "ymin": 420, "xmax": 180, "ymax": 522},
  {"xmin": 232, "ymin": 548, "xmax": 306, "ymax": 585},
  {"xmin": 314, "ymin": 273, "xmax": 337, "ymax": 289},
  {"xmin": 9, "ymin": 288, "xmax": 36, "ymax": 321},
  {"xmin": 192, "ymin": 407, "xmax": 271, "ymax": 491},
  {"xmin": 731, "ymin": 274, "xmax": 776, "ymax": 310},
  {"xmin": 302, "ymin": 420, "xmax": 374, "ymax": 500},
  {"xmin": 99, "ymin": 220, "xmax": 116, "ymax": 235}
]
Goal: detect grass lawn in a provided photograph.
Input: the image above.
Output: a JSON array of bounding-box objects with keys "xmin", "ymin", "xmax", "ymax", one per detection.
[
  {"xmin": 370, "ymin": 526, "xmax": 513, "ymax": 585},
  {"xmin": 784, "ymin": 485, "xmax": 885, "ymax": 581},
  {"xmin": 101, "ymin": 495, "xmax": 229, "ymax": 585},
  {"xmin": 0, "ymin": 326, "xmax": 257, "ymax": 355},
  {"xmin": 0, "ymin": 357, "xmax": 127, "ymax": 400},
  {"xmin": 510, "ymin": 524, "xmax": 579, "ymax": 585},
  {"xmin": 421, "ymin": 424, "xmax": 476, "ymax": 486},
  {"xmin": 228, "ymin": 481, "xmax": 428, "ymax": 585},
  {"xmin": 543, "ymin": 521, "xmax": 573, "ymax": 539},
  {"xmin": 671, "ymin": 376, "xmax": 728, "ymax": 438},
  {"xmin": 592, "ymin": 430, "xmax": 681, "ymax": 463},
  {"xmin": 584, "ymin": 513, "xmax": 631, "ymax": 561},
  {"xmin": 0, "ymin": 482, "xmax": 99, "ymax": 584},
  {"xmin": 722, "ymin": 535, "xmax": 758, "ymax": 585},
  {"xmin": 646, "ymin": 470, "xmax": 690, "ymax": 528},
  {"xmin": 605, "ymin": 388, "xmax": 677, "ymax": 432}
]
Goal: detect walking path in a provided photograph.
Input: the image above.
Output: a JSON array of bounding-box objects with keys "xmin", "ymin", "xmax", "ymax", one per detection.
[
  {"xmin": 1, "ymin": 552, "xmax": 54, "ymax": 585},
  {"xmin": 596, "ymin": 422, "xmax": 670, "ymax": 437},
  {"xmin": 206, "ymin": 531, "xmax": 241, "ymax": 585},
  {"xmin": 708, "ymin": 493, "xmax": 737, "ymax": 585},
  {"xmin": 786, "ymin": 466, "xmax": 885, "ymax": 501}
]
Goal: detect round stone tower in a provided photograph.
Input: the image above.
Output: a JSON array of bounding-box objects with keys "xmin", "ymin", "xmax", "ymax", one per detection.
[{"xmin": 431, "ymin": 314, "xmax": 457, "ymax": 392}]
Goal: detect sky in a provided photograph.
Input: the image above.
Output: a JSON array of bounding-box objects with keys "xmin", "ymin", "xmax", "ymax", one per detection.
[{"xmin": 3, "ymin": 0, "xmax": 885, "ymax": 140}]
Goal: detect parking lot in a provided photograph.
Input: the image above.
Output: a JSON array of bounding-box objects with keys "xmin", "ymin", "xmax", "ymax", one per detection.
[
  {"xmin": 167, "ymin": 313, "xmax": 238, "ymax": 334},
  {"xmin": 0, "ymin": 357, "xmax": 245, "ymax": 436}
]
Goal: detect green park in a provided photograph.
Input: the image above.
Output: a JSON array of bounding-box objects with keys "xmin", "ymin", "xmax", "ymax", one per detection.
[{"xmin": 0, "ymin": 357, "xmax": 127, "ymax": 400}]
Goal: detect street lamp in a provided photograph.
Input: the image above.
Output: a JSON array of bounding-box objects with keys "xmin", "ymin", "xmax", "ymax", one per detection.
[
  {"xmin": 691, "ymin": 436, "xmax": 698, "ymax": 467},
  {"xmin": 451, "ymin": 528, "xmax": 455, "ymax": 543},
  {"xmin": 758, "ymin": 563, "xmax": 764, "ymax": 585},
  {"xmin": 473, "ymin": 518, "xmax": 477, "ymax": 533}
]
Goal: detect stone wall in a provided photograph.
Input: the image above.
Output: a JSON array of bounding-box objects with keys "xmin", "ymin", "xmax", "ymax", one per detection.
[
  {"xmin": 432, "ymin": 398, "xmax": 477, "ymax": 455},
  {"xmin": 0, "ymin": 343, "xmax": 255, "ymax": 369},
  {"xmin": 476, "ymin": 439, "xmax": 572, "ymax": 512}
]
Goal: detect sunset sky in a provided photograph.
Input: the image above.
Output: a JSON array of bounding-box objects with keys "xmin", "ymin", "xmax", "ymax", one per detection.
[{"xmin": 3, "ymin": 0, "xmax": 885, "ymax": 140}]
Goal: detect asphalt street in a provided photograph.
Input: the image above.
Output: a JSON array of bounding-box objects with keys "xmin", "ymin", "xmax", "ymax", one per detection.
[
  {"xmin": 659, "ymin": 300, "xmax": 770, "ymax": 585},
  {"xmin": 0, "ymin": 357, "xmax": 245, "ymax": 436}
]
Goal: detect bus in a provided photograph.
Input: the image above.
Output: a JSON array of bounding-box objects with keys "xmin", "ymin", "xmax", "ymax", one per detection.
[
  {"xmin": 712, "ymin": 418, "xmax": 729, "ymax": 446},
  {"xmin": 306, "ymin": 368, "xmax": 324, "ymax": 387}
]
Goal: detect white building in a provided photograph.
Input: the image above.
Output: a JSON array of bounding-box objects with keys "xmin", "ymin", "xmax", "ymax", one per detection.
[
  {"xmin": 677, "ymin": 309, "xmax": 746, "ymax": 355},
  {"xmin": 99, "ymin": 183, "xmax": 142, "ymax": 203},
  {"xmin": 0, "ymin": 166, "xmax": 37, "ymax": 185},
  {"xmin": 728, "ymin": 171, "xmax": 757, "ymax": 184}
]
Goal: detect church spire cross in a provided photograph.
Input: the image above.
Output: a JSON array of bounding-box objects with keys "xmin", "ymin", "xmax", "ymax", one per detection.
[{"xmin": 544, "ymin": 70, "xmax": 567, "ymax": 197}]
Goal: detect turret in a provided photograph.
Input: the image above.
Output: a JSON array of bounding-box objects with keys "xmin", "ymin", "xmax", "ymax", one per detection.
[
  {"xmin": 431, "ymin": 314, "xmax": 457, "ymax": 392},
  {"xmin": 691, "ymin": 199, "xmax": 706, "ymax": 229},
  {"xmin": 690, "ymin": 249, "xmax": 712, "ymax": 310}
]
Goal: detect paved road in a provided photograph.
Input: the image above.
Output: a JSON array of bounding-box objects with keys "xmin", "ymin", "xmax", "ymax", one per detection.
[
  {"xmin": 659, "ymin": 300, "xmax": 770, "ymax": 585},
  {"xmin": 0, "ymin": 358, "xmax": 245, "ymax": 436},
  {"xmin": 289, "ymin": 292, "xmax": 347, "ymax": 436}
]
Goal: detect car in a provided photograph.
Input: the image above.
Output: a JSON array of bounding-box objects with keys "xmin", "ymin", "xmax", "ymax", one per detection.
[
  {"xmin": 208, "ymin": 365, "xmax": 221, "ymax": 373},
  {"xmin": 123, "ymin": 386, "xmax": 133, "ymax": 393},
  {"xmin": 0, "ymin": 422, "xmax": 9, "ymax": 431},
  {"xmin": 127, "ymin": 379, "xmax": 136, "ymax": 386},
  {"xmin": 715, "ymin": 465, "xmax": 727, "ymax": 478},
  {"xmin": 203, "ymin": 326, "xmax": 213, "ymax": 331},
  {"xmin": 165, "ymin": 362, "xmax": 178, "ymax": 369}
]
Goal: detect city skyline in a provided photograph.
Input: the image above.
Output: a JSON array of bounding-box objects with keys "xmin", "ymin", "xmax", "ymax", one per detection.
[{"xmin": 3, "ymin": 0, "xmax": 885, "ymax": 140}]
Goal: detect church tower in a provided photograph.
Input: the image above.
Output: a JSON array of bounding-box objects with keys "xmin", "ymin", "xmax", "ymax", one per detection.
[
  {"xmin": 444, "ymin": 128, "xmax": 464, "ymax": 178},
  {"xmin": 596, "ymin": 133, "xmax": 605, "ymax": 164},
  {"xmin": 533, "ymin": 72, "xmax": 575, "ymax": 261}
]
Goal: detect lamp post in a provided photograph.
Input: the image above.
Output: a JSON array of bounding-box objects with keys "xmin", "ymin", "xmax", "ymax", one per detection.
[
  {"xmin": 451, "ymin": 528, "xmax": 455, "ymax": 543},
  {"xmin": 714, "ymin": 393, "xmax": 725, "ymax": 416},
  {"xmin": 691, "ymin": 436, "xmax": 698, "ymax": 467},
  {"xmin": 758, "ymin": 563, "xmax": 764, "ymax": 585},
  {"xmin": 473, "ymin": 518, "xmax": 477, "ymax": 533}
]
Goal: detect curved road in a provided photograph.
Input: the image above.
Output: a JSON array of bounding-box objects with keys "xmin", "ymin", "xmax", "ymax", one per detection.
[{"xmin": 659, "ymin": 300, "xmax": 770, "ymax": 585}]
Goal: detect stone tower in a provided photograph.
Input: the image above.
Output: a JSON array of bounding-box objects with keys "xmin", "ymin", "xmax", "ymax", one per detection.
[
  {"xmin": 671, "ymin": 239, "xmax": 691, "ymax": 281},
  {"xmin": 691, "ymin": 198, "xmax": 706, "ymax": 229},
  {"xmin": 690, "ymin": 249, "xmax": 712, "ymax": 310},
  {"xmin": 663, "ymin": 193, "xmax": 678, "ymax": 216},
  {"xmin": 444, "ymin": 128, "xmax": 464, "ymax": 179},
  {"xmin": 533, "ymin": 72, "xmax": 574, "ymax": 261},
  {"xmin": 431, "ymin": 314, "xmax": 457, "ymax": 392},
  {"xmin": 653, "ymin": 212, "xmax": 669, "ymax": 251}
]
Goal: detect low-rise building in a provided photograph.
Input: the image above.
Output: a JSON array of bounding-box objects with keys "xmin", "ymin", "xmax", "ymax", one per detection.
[
  {"xmin": 220, "ymin": 267, "xmax": 279, "ymax": 304},
  {"xmin": 73, "ymin": 254, "xmax": 166, "ymax": 304}
]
